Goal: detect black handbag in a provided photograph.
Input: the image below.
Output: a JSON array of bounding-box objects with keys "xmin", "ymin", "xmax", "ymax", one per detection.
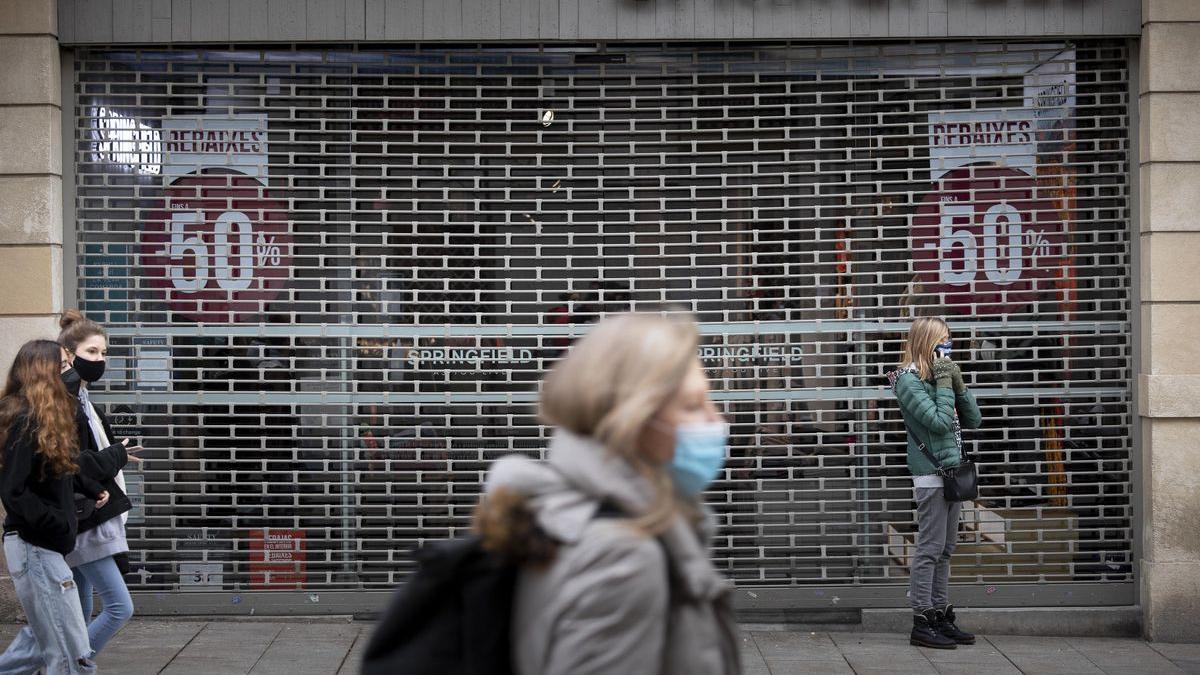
[{"xmin": 905, "ymin": 421, "xmax": 978, "ymax": 502}]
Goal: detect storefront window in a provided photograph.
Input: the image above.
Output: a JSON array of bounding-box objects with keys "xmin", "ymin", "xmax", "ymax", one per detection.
[{"xmin": 74, "ymin": 41, "xmax": 1132, "ymax": 595}]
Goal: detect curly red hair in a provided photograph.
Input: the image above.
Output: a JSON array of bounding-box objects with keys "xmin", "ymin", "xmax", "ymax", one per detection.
[{"xmin": 0, "ymin": 340, "xmax": 79, "ymax": 477}]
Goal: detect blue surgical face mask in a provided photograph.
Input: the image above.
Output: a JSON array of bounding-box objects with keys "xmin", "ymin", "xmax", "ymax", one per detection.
[
  {"xmin": 934, "ymin": 340, "xmax": 953, "ymax": 358},
  {"xmin": 667, "ymin": 421, "xmax": 729, "ymax": 497}
]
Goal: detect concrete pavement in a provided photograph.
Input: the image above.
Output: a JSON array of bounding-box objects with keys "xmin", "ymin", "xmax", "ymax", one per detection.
[{"xmin": 2, "ymin": 620, "xmax": 1199, "ymax": 674}]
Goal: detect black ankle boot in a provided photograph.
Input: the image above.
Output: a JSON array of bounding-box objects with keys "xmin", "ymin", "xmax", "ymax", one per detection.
[
  {"xmin": 910, "ymin": 610, "xmax": 957, "ymax": 649},
  {"xmin": 936, "ymin": 605, "xmax": 976, "ymax": 645}
]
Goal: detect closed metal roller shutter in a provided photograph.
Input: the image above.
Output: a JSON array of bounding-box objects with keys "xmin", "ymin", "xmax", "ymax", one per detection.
[{"xmin": 71, "ymin": 40, "xmax": 1133, "ymax": 610}]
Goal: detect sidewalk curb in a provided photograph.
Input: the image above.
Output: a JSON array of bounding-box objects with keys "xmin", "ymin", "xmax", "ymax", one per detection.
[
  {"xmin": 860, "ymin": 606, "xmax": 1142, "ymax": 637},
  {"xmin": 130, "ymin": 615, "xmax": 359, "ymax": 624}
]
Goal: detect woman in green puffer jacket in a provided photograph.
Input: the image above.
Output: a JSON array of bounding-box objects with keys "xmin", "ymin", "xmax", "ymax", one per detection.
[{"xmin": 888, "ymin": 317, "xmax": 982, "ymax": 651}]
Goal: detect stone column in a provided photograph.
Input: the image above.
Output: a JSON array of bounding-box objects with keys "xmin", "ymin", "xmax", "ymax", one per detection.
[
  {"xmin": 1140, "ymin": 0, "xmax": 1200, "ymax": 643},
  {"xmin": 0, "ymin": 0, "xmax": 61, "ymax": 621},
  {"xmin": 0, "ymin": 0, "xmax": 63, "ymax": 362}
]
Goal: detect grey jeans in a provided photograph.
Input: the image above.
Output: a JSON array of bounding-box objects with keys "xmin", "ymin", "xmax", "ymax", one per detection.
[
  {"xmin": 0, "ymin": 533, "xmax": 96, "ymax": 675},
  {"xmin": 909, "ymin": 487, "xmax": 962, "ymax": 613}
]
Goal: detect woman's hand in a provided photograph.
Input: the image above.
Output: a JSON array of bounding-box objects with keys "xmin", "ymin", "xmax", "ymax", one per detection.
[
  {"xmin": 932, "ymin": 357, "xmax": 956, "ymax": 389},
  {"xmin": 950, "ymin": 362, "xmax": 966, "ymax": 393},
  {"xmin": 122, "ymin": 438, "xmax": 144, "ymax": 465},
  {"xmin": 95, "ymin": 491, "xmax": 110, "ymax": 509}
]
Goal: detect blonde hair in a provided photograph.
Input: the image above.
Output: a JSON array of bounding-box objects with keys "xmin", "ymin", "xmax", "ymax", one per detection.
[
  {"xmin": 899, "ymin": 316, "xmax": 950, "ymax": 381},
  {"xmin": 540, "ymin": 311, "xmax": 700, "ymax": 535}
]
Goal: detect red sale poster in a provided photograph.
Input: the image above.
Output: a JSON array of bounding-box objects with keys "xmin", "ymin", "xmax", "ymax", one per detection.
[
  {"xmin": 912, "ymin": 164, "xmax": 1064, "ymax": 315},
  {"xmin": 248, "ymin": 529, "xmax": 307, "ymax": 590},
  {"xmin": 139, "ymin": 115, "xmax": 292, "ymax": 323}
]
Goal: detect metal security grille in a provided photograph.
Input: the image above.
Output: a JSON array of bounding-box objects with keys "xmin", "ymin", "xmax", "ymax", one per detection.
[{"xmin": 71, "ymin": 41, "xmax": 1133, "ymax": 608}]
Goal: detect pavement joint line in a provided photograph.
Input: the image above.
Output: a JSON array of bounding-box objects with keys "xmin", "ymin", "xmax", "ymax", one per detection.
[
  {"xmin": 1146, "ymin": 639, "xmax": 1183, "ymax": 666},
  {"xmin": 245, "ymin": 625, "xmax": 287, "ymax": 675},
  {"xmin": 156, "ymin": 622, "xmax": 208, "ymax": 674},
  {"xmin": 984, "ymin": 635, "xmax": 1025, "ymax": 674},
  {"xmin": 1062, "ymin": 637, "xmax": 1115, "ymax": 673},
  {"xmin": 333, "ymin": 626, "xmax": 364, "ymax": 674},
  {"xmin": 747, "ymin": 630, "xmax": 771, "ymax": 669}
]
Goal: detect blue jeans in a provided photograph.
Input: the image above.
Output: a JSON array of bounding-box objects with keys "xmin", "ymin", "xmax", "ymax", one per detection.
[
  {"xmin": 73, "ymin": 555, "xmax": 133, "ymax": 654},
  {"xmin": 0, "ymin": 533, "xmax": 96, "ymax": 675}
]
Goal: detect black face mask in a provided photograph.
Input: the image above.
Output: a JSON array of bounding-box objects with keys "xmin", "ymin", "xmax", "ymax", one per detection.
[
  {"xmin": 61, "ymin": 368, "xmax": 83, "ymax": 397},
  {"xmin": 72, "ymin": 356, "xmax": 106, "ymax": 384}
]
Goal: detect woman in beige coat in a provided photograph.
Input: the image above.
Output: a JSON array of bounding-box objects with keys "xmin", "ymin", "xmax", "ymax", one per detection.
[{"xmin": 475, "ymin": 312, "xmax": 742, "ymax": 675}]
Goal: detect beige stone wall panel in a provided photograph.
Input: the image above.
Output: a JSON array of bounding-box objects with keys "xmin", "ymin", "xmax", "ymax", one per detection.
[
  {"xmin": 1141, "ymin": 94, "xmax": 1200, "ymax": 163},
  {"xmin": 1141, "ymin": 419, "xmax": 1200, "ymax": 564},
  {"xmin": 1140, "ymin": 163, "xmax": 1200, "ymax": 233},
  {"xmin": 1141, "ymin": 303, "xmax": 1200, "ymax": 374},
  {"xmin": 0, "ymin": 105, "xmax": 61, "ymax": 176},
  {"xmin": 1140, "ymin": 232, "xmax": 1200, "ymax": 302},
  {"xmin": 0, "ymin": 246, "xmax": 61, "ymax": 315},
  {"xmin": 1143, "ymin": 0, "xmax": 1200, "ymax": 23},
  {"xmin": 1140, "ymin": 374, "xmax": 1200, "ymax": 417},
  {"xmin": 1143, "ymin": 561, "xmax": 1200, "ymax": 642},
  {"xmin": 0, "ymin": 314, "xmax": 60, "ymax": 375},
  {"xmin": 0, "ymin": 36, "xmax": 60, "ymax": 104},
  {"xmin": 1142, "ymin": 22, "xmax": 1200, "ymax": 93},
  {"xmin": 0, "ymin": 0, "xmax": 57, "ymax": 35},
  {"xmin": 0, "ymin": 176, "xmax": 62, "ymax": 245}
]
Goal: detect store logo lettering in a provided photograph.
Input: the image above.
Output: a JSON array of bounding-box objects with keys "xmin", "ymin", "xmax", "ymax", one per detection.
[{"xmin": 697, "ymin": 346, "xmax": 803, "ymax": 364}]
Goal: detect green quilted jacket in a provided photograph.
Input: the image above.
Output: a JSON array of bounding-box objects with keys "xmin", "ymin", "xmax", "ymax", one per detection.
[{"xmin": 888, "ymin": 367, "xmax": 983, "ymax": 476}]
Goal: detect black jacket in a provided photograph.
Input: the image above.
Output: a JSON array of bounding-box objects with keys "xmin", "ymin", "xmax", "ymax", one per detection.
[
  {"xmin": 1, "ymin": 415, "xmax": 100, "ymax": 555},
  {"xmin": 75, "ymin": 400, "xmax": 132, "ymax": 532}
]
